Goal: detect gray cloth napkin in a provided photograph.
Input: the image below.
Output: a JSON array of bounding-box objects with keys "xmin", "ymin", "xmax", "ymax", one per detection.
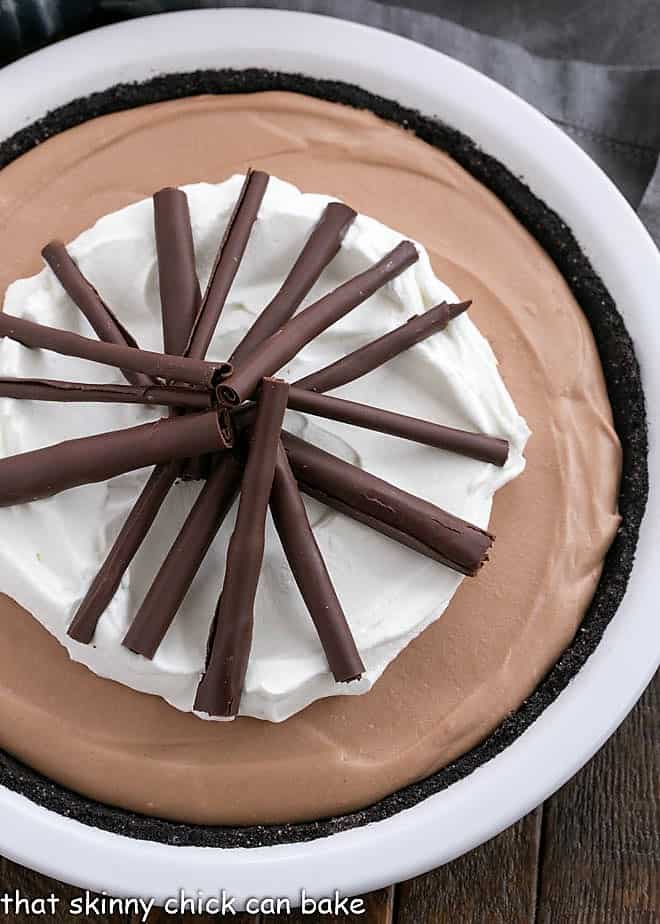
[
  {"xmin": 3, "ymin": 0, "xmax": 660, "ymax": 247},
  {"xmin": 100, "ymin": 0, "xmax": 660, "ymax": 248}
]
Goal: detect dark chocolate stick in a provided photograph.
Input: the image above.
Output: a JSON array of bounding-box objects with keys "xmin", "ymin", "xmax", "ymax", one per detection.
[
  {"xmin": 68, "ymin": 461, "xmax": 181, "ymax": 643},
  {"xmin": 229, "ymin": 202, "xmax": 357, "ymax": 365},
  {"xmin": 217, "ymin": 241, "xmax": 419, "ymax": 406},
  {"xmin": 0, "ymin": 313, "xmax": 230, "ymax": 387},
  {"xmin": 270, "ymin": 443, "xmax": 364, "ymax": 683},
  {"xmin": 182, "ymin": 171, "xmax": 267, "ymax": 478},
  {"xmin": 42, "ymin": 240, "xmax": 152, "ymax": 388},
  {"xmin": 287, "ymin": 385, "xmax": 509, "ymax": 466},
  {"xmin": 186, "ymin": 170, "xmax": 269, "ymax": 360},
  {"xmin": 123, "ymin": 453, "xmax": 243, "ymax": 659},
  {"xmin": 194, "ymin": 378, "xmax": 289, "ymax": 719},
  {"xmin": 0, "ymin": 377, "xmax": 212, "ymax": 409},
  {"xmin": 154, "ymin": 186, "xmax": 205, "ymax": 476},
  {"xmin": 294, "ymin": 300, "xmax": 470, "ymax": 394},
  {"xmin": 153, "ymin": 188, "xmax": 201, "ymax": 356},
  {"xmin": 0, "ymin": 410, "xmax": 232, "ymax": 507},
  {"xmin": 281, "ymin": 431, "xmax": 492, "ymax": 576}
]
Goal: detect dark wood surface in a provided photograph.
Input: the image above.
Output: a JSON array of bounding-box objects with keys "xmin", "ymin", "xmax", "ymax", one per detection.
[{"xmin": 1, "ymin": 672, "xmax": 657, "ymax": 923}]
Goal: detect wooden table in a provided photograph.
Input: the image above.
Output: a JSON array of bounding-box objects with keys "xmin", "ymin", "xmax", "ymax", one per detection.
[
  {"xmin": 1, "ymin": 673, "xmax": 656, "ymax": 923},
  {"xmin": 0, "ymin": 6, "xmax": 657, "ymax": 920}
]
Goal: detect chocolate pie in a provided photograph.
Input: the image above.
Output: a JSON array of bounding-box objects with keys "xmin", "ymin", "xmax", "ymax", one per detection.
[{"xmin": 0, "ymin": 75, "xmax": 645, "ymax": 845}]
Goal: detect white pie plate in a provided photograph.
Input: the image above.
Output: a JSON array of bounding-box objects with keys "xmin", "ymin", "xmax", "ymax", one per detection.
[{"xmin": 0, "ymin": 7, "xmax": 658, "ymax": 907}]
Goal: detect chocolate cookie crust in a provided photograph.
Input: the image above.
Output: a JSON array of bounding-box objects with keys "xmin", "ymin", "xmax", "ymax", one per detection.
[{"xmin": 0, "ymin": 69, "xmax": 648, "ymax": 849}]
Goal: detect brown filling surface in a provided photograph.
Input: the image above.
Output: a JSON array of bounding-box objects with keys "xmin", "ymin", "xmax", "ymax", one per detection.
[{"xmin": 0, "ymin": 92, "xmax": 621, "ymax": 824}]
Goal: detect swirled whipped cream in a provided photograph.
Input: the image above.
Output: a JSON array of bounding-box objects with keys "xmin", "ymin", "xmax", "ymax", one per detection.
[{"xmin": 0, "ymin": 174, "xmax": 529, "ymax": 721}]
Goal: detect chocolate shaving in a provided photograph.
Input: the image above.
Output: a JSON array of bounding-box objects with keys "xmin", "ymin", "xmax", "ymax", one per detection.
[
  {"xmin": 270, "ymin": 443, "xmax": 364, "ymax": 683},
  {"xmin": 281, "ymin": 431, "xmax": 493, "ymax": 576},
  {"xmin": 194, "ymin": 378, "xmax": 289, "ymax": 719},
  {"xmin": 0, "ymin": 410, "xmax": 232, "ymax": 507},
  {"xmin": 287, "ymin": 385, "xmax": 508, "ymax": 466},
  {"xmin": 0, "ymin": 377, "xmax": 212, "ymax": 409},
  {"xmin": 42, "ymin": 240, "xmax": 152, "ymax": 388},
  {"xmin": 295, "ymin": 300, "xmax": 470, "ymax": 394},
  {"xmin": 153, "ymin": 188, "xmax": 201, "ymax": 357},
  {"xmin": 186, "ymin": 170, "xmax": 269, "ymax": 360},
  {"xmin": 217, "ymin": 240, "xmax": 418, "ymax": 406},
  {"xmin": 0, "ymin": 313, "xmax": 230, "ymax": 388},
  {"xmin": 229, "ymin": 202, "xmax": 357, "ymax": 365},
  {"xmin": 154, "ymin": 186, "xmax": 203, "ymax": 476},
  {"xmin": 123, "ymin": 453, "xmax": 242, "ymax": 659},
  {"xmin": 67, "ymin": 461, "xmax": 181, "ymax": 644}
]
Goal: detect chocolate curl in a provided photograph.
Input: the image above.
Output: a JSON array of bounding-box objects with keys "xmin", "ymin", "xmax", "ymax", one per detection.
[
  {"xmin": 229, "ymin": 202, "xmax": 357, "ymax": 365},
  {"xmin": 0, "ymin": 313, "xmax": 230, "ymax": 388},
  {"xmin": 270, "ymin": 443, "xmax": 364, "ymax": 683},
  {"xmin": 123, "ymin": 453, "xmax": 242, "ymax": 659},
  {"xmin": 186, "ymin": 170, "xmax": 269, "ymax": 360},
  {"xmin": 0, "ymin": 410, "xmax": 233, "ymax": 507},
  {"xmin": 68, "ymin": 462, "xmax": 181, "ymax": 643},
  {"xmin": 295, "ymin": 300, "xmax": 471, "ymax": 394},
  {"xmin": 153, "ymin": 188, "xmax": 201, "ymax": 356},
  {"xmin": 194, "ymin": 377, "xmax": 289, "ymax": 719},
  {"xmin": 154, "ymin": 186, "xmax": 205, "ymax": 476},
  {"xmin": 0, "ymin": 377, "xmax": 212, "ymax": 410},
  {"xmin": 281, "ymin": 432, "xmax": 493, "ymax": 576},
  {"xmin": 287, "ymin": 385, "xmax": 508, "ymax": 466},
  {"xmin": 42, "ymin": 241, "xmax": 152, "ymax": 388},
  {"xmin": 217, "ymin": 241, "xmax": 419, "ymax": 407},
  {"xmin": 182, "ymin": 171, "xmax": 267, "ymax": 478}
]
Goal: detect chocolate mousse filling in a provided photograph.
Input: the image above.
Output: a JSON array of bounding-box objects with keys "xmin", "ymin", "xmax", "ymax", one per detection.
[{"xmin": 0, "ymin": 72, "xmax": 647, "ymax": 848}]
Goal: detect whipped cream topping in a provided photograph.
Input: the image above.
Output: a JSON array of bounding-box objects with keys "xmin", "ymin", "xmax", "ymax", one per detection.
[{"xmin": 0, "ymin": 175, "xmax": 529, "ymax": 722}]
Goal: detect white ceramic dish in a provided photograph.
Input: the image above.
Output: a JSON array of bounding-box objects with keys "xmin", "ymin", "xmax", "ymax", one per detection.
[{"xmin": 0, "ymin": 8, "xmax": 658, "ymax": 906}]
